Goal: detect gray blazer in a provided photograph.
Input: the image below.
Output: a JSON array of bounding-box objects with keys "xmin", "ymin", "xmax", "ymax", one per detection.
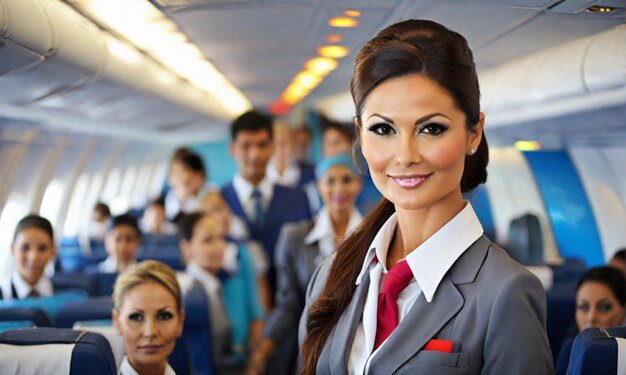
[
  {"xmin": 265, "ymin": 220, "xmax": 320, "ymax": 342},
  {"xmin": 299, "ymin": 236, "xmax": 555, "ymax": 374}
]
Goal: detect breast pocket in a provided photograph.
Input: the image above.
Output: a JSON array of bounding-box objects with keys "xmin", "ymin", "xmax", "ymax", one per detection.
[{"xmin": 396, "ymin": 351, "xmax": 470, "ymax": 375}]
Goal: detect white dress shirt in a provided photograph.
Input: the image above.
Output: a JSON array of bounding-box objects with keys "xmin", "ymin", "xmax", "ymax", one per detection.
[
  {"xmin": 266, "ymin": 159, "xmax": 301, "ymax": 187},
  {"xmin": 0, "ymin": 271, "xmax": 52, "ymax": 301},
  {"xmin": 119, "ymin": 356, "xmax": 176, "ymax": 375},
  {"xmin": 304, "ymin": 207, "xmax": 363, "ymax": 260},
  {"xmin": 97, "ymin": 257, "xmax": 137, "ymax": 274},
  {"xmin": 164, "ymin": 186, "xmax": 209, "ymax": 221},
  {"xmin": 232, "ymin": 174, "xmax": 274, "ymax": 223},
  {"xmin": 348, "ymin": 202, "xmax": 484, "ymax": 374}
]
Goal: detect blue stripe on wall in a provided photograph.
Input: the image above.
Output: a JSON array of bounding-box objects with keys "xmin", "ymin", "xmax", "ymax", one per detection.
[
  {"xmin": 523, "ymin": 151, "xmax": 604, "ymax": 267},
  {"xmin": 464, "ymin": 184, "xmax": 495, "ymax": 242}
]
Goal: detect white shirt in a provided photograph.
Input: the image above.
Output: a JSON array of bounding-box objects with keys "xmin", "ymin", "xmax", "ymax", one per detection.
[
  {"xmin": 232, "ymin": 174, "xmax": 273, "ymax": 223},
  {"xmin": 266, "ymin": 159, "xmax": 301, "ymax": 187},
  {"xmin": 164, "ymin": 186, "xmax": 209, "ymax": 221},
  {"xmin": 0, "ymin": 271, "xmax": 52, "ymax": 301},
  {"xmin": 119, "ymin": 356, "xmax": 176, "ymax": 375},
  {"xmin": 97, "ymin": 257, "xmax": 137, "ymax": 274},
  {"xmin": 349, "ymin": 202, "xmax": 484, "ymax": 374},
  {"xmin": 305, "ymin": 207, "xmax": 363, "ymax": 260}
]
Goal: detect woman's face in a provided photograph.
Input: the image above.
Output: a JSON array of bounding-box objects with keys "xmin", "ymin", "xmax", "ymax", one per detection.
[
  {"xmin": 322, "ymin": 128, "xmax": 351, "ymax": 158},
  {"xmin": 358, "ymin": 74, "xmax": 482, "ymax": 212},
  {"xmin": 317, "ymin": 165, "xmax": 361, "ymax": 216},
  {"xmin": 576, "ymin": 281, "xmax": 625, "ymax": 331},
  {"xmin": 188, "ymin": 216, "xmax": 227, "ymax": 274},
  {"xmin": 113, "ymin": 282, "xmax": 183, "ymax": 372},
  {"xmin": 11, "ymin": 227, "xmax": 55, "ymax": 286}
]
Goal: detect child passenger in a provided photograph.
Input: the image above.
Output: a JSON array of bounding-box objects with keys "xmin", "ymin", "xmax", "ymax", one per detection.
[
  {"xmin": 178, "ymin": 212, "xmax": 264, "ymax": 369},
  {"xmin": 112, "ymin": 260, "xmax": 184, "ymax": 375},
  {"xmin": 96, "ymin": 214, "xmax": 141, "ymax": 274},
  {"xmin": 165, "ymin": 148, "xmax": 208, "ymax": 222},
  {"xmin": 1, "ymin": 215, "xmax": 56, "ymax": 300}
]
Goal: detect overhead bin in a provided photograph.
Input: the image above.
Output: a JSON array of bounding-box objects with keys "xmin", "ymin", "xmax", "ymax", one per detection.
[{"xmin": 0, "ymin": 0, "xmax": 234, "ymax": 126}]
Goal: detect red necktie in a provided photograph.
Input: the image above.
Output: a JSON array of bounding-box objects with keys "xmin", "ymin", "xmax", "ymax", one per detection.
[{"xmin": 374, "ymin": 260, "xmax": 413, "ymax": 350}]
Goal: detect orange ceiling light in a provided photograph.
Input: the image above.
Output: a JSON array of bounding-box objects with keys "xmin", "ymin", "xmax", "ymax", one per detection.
[
  {"xmin": 328, "ymin": 17, "xmax": 358, "ymax": 28},
  {"xmin": 305, "ymin": 57, "xmax": 338, "ymax": 76},
  {"xmin": 326, "ymin": 34, "xmax": 343, "ymax": 43},
  {"xmin": 293, "ymin": 71, "xmax": 322, "ymax": 89},
  {"xmin": 344, "ymin": 10, "xmax": 361, "ymax": 17},
  {"xmin": 318, "ymin": 45, "xmax": 349, "ymax": 59}
]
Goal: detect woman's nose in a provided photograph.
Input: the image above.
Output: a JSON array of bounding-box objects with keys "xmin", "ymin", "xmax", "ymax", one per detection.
[
  {"xmin": 142, "ymin": 319, "xmax": 158, "ymax": 337},
  {"xmin": 396, "ymin": 135, "xmax": 420, "ymax": 167}
]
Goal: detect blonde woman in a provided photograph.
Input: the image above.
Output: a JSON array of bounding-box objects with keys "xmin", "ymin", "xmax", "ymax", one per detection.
[{"xmin": 112, "ymin": 260, "xmax": 185, "ymax": 375}]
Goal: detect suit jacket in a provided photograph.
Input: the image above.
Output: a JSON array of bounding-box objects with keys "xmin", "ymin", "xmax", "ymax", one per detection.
[
  {"xmin": 265, "ymin": 220, "xmax": 320, "ymax": 342},
  {"xmin": 221, "ymin": 182, "xmax": 311, "ymax": 262},
  {"xmin": 300, "ymin": 236, "xmax": 555, "ymax": 375}
]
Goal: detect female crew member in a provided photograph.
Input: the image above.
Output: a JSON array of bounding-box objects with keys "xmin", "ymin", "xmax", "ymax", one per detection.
[
  {"xmin": 300, "ymin": 19, "xmax": 554, "ymax": 374},
  {"xmin": 112, "ymin": 260, "xmax": 185, "ymax": 375}
]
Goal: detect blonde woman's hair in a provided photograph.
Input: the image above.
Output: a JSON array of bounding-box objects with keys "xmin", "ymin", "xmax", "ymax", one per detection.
[{"xmin": 112, "ymin": 260, "xmax": 182, "ymax": 311}]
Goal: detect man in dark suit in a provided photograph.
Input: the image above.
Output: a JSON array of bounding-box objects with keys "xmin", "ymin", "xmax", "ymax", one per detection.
[{"xmin": 221, "ymin": 110, "xmax": 312, "ymax": 296}]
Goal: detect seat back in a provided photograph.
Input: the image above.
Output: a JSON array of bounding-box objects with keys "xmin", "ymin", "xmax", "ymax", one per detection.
[
  {"xmin": 0, "ymin": 306, "xmax": 53, "ymax": 327},
  {"xmin": 52, "ymin": 272, "xmax": 98, "ymax": 296},
  {"xmin": 56, "ymin": 296, "xmax": 114, "ymax": 328},
  {"xmin": 182, "ymin": 280, "xmax": 214, "ymax": 375},
  {"xmin": 0, "ymin": 327, "xmax": 116, "ymax": 375},
  {"xmin": 508, "ymin": 213, "xmax": 544, "ymax": 264},
  {"xmin": 0, "ymin": 291, "xmax": 89, "ymax": 325},
  {"xmin": 567, "ymin": 326, "xmax": 626, "ymax": 374}
]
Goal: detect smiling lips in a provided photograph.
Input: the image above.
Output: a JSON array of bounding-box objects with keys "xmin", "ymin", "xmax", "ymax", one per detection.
[{"xmin": 389, "ymin": 174, "xmax": 431, "ymax": 188}]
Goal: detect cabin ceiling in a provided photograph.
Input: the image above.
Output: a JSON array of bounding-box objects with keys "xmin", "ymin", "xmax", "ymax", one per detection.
[{"xmin": 158, "ymin": 0, "xmax": 624, "ymax": 109}]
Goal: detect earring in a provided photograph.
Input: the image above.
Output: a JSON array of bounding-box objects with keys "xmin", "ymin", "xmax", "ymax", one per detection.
[{"xmin": 469, "ymin": 147, "xmax": 476, "ymax": 155}]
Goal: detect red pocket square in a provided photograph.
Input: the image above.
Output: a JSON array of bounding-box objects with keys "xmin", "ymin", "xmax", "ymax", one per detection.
[{"xmin": 423, "ymin": 339, "xmax": 453, "ymax": 353}]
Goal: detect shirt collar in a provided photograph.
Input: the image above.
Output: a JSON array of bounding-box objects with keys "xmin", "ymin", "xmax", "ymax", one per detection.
[
  {"xmin": 185, "ymin": 262, "xmax": 222, "ymax": 295},
  {"xmin": 266, "ymin": 160, "xmax": 301, "ymax": 187},
  {"xmin": 11, "ymin": 271, "xmax": 52, "ymax": 299},
  {"xmin": 355, "ymin": 202, "xmax": 484, "ymax": 302},
  {"xmin": 120, "ymin": 356, "xmax": 176, "ymax": 375},
  {"xmin": 304, "ymin": 207, "xmax": 363, "ymax": 245},
  {"xmin": 233, "ymin": 174, "xmax": 273, "ymax": 202}
]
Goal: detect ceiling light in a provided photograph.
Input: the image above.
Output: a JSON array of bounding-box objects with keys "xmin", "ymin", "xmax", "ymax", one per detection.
[
  {"xmin": 67, "ymin": 0, "xmax": 251, "ymax": 117},
  {"xmin": 586, "ymin": 5, "xmax": 616, "ymax": 13},
  {"xmin": 328, "ymin": 17, "xmax": 358, "ymax": 28},
  {"xmin": 293, "ymin": 71, "xmax": 322, "ymax": 89},
  {"xmin": 326, "ymin": 34, "xmax": 343, "ymax": 43},
  {"xmin": 106, "ymin": 38, "xmax": 140, "ymax": 65},
  {"xmin": 514, "ymin": 140, "xmax": 541, "ymax": 151},
  {"xmin": 318, "ymin": 45, "xmax": 349, "ymax": 59},
  {"xmin": 344, "ymin": 10, "xmax": 361, "ymax": 17},
  {"xmin": 305, "ymin": 57, "xmax": 338, "ymax": 76}
]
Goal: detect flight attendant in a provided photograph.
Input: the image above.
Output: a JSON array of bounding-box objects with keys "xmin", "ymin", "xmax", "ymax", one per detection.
[{"xmin": 300, "ymin": 19, "xmax": 554, "ymax": 374}]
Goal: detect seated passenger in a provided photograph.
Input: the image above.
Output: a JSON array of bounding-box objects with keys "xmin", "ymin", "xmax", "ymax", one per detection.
[
  {"xmin": 250, "ymin": 152, "xmax": 363, "ymax": 374},
  {"xmin": 96, "ymin": 214, "xmax": 141, "ymax": 274},
  {"xmin": 89, "ymin": 201, "xmax": 111, "ymax": 243},
  {"xmin": 556, "ymin": 266, "xmax": 626, "ymax": 374},
  {"xmin": 1, "ymin": 215, "xmax": 56, "ymax": 300},
  {"xmin": 266, "ymin": 121, "xmax": 315, "ymax": 188},
  {"xmin": 608, "ymin": 248, "xmax": 626, "ymax": 276},
  {"xmin": 165, "ymin": 148, "xmax": 208, "ymax": 222},
  {"xmin": 201, "ymin": 190, "xmax": 271, "ymax": 311},
  {"xmin": 140, "ymin": 198, "xmax": 177, "ymax": 237},
  {"xmin": 178, "ymin": 212, "xmax": 264, "ymax": 370},
  {"xmin": 112, "ymin": 260, "xmax": 184, "ymax": 375}
]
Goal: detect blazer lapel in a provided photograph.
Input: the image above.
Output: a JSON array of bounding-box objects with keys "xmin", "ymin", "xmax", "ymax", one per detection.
[
  {"xmin": 367, "ymin": 277, "xmax": 464, "ymax": 374},
  {"xmin": 327, "ymin": 271, "xmax": 371, "ymax": 375}
]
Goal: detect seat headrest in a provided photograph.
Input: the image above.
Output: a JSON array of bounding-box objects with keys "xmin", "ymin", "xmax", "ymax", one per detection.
[{"xmin": 0, "ymin": 327, "xmax": 116, "ymax": 375}]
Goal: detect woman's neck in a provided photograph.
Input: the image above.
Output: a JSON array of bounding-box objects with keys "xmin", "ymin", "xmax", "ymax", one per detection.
[
  {"xmin": 387, "ymin": 194, "xmax": 465, "ymax": 267},
  {"xmin": 328, "ymin": 208, "xmax": 352, "ymax": 239},
  {"xmin": 129, "ymin": 358, "xmax": 166, "ymax": 375}
]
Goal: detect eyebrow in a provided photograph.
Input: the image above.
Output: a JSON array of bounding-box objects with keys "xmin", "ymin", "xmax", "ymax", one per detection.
[{"xmin": 367, "ymin": 113, "xmax": 451, "ymax": 125}]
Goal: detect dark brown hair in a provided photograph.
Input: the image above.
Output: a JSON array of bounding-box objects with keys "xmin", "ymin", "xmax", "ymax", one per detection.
[{"xmin": 301, "ymin": 19, "xmax": 489, "ymax": 373}]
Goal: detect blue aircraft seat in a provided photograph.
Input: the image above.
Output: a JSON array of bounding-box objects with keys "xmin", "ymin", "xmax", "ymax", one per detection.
[
  {"xmin": 546, "ymin": 280, "xmax": 578, "ymax": 361},
  {"xmin": 56, "ymin": 296, "xmax": 114, "ymax": 328},
  {"xmin": 182, "ymin": 279, "xmax": 214, "ymax": 375},
  {"xmin": 0, "ymin": 306, "xmax": 52, "ymax": 327},
  {"xmin": 52, "ymin": 272, "xmax": 98, "ymax": 296},
  {"xmin": 0, "ymin": 291, "xmax": 88, "ymax": 325},
  {"xmin": 0, "ymin": 327, "xmax": 116, "ymax": 375},
  {"xmin": 566, "ymin": 326, "xmax": 626, "ymax": 375},
  {"xmin": 0, "ymin": 321, "xmax": 33, "ymax": 333},
  {"xmin": 138, "ymin": 253, "xmax": 185, "ymax": 270}
]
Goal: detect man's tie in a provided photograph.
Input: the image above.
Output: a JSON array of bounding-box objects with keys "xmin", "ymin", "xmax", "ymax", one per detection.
[
  {"xmin": 251, "ymin": 189, "xmax": 264, "ymax": 227},
  {"xmin": 27, "ymin": 289, "xmax": 40, "ymax": 298},
  {"xmin": 374, "ymin": 259, "xmax": 413, "ymax": 350}
]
